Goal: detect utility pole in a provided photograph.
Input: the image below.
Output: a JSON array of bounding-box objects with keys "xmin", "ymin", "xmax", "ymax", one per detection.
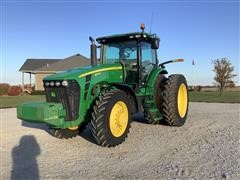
[{"xmin": 192, "ymin": 59, "xmax": 195, "ymax": 89}]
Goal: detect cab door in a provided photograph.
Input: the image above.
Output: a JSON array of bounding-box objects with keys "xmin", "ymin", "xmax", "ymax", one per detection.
[{"xmin": 141, "ymin": 42, "xmax": 157, "ymax": 83}]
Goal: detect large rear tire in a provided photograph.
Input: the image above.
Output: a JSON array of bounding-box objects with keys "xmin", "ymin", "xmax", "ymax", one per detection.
[
  {"xmin": 161, "ymin": 74, "xmax": 189, "ymax": 126},
  {"xmin": 145, "ymin": 74, "xmax": 167, "ymax": 124},
  {"xmin": 91, "ymin": 89, "xmax": 131, "ymax": 147}
]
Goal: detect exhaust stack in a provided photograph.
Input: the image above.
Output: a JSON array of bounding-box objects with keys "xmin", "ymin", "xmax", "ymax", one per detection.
[{"xmin": 89, "ymin": 36, "xmax": 97, "ymax": 67}]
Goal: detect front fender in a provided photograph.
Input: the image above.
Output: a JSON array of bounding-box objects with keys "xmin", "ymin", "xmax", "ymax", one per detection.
[{"xmin": 77, "ymin": 65, "xmax": 124, "ymax": 125}]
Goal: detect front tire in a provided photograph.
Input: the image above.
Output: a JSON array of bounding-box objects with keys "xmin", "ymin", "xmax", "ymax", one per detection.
[
  {"xmin": 91, "ymin": 89, "xmax": 131, "ymax": 147},
  {"xmin": 161, "ymin": 74, "xmax": 189, "ymax": 126},
  {"xmin": 48, "ymin": 128, "xmax": 79, "ymax": 139}
]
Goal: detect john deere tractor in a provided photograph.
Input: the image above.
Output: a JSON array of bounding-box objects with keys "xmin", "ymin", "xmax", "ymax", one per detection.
[{"xmin": 17, "ymin": 25, "xmax": 189, "ymax": 147}]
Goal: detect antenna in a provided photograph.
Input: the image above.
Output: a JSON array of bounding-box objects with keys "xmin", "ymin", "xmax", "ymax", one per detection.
[{"xmin": 150, "ymin": 12, "xmax": 154, "ymax": 34}]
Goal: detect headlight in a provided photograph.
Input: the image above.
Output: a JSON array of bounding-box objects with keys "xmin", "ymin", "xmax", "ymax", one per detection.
[
  {"xmin": 45, "ymin": 82, "xmax": 50, "ymax": 86},
  {"xmin": 55, "ymin": 81, "xmax": 61, "ymax": 86},
  {"xmin": 62, "ymin": 80, "xmax": 68, "ymax": 86},
  {"xmin": 50, "ymin": 81, "xmax": 54, "ymax": 86}
]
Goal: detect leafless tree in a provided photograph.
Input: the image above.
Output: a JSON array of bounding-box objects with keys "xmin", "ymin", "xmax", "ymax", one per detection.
[{"xmin": 212, "ymin": 58, "xmax": 236, "ymax": 95}]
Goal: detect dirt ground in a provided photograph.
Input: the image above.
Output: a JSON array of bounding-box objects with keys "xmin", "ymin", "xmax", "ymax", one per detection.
[{"xmin": 1, "ymin": 103, "xmax": 240, "ymax": 180}]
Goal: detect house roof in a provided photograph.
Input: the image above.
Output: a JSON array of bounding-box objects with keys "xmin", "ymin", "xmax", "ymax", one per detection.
[
  {"xmin": 19, "ymin": 54, "xmax": 90, "ymax": 73},
  {"xmin": 19, "ymin": 59, "xmax": 61, "ymax": 72},
  {"xmin": 36, "ymin": 54, "xmax": 90, "ymax": 72}
]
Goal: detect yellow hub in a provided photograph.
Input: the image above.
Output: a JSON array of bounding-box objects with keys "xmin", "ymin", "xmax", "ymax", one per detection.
[
  {"xmin": 109, "ymin": 101, "xmax": 128, "ymax": 137},
  {"xmin": 68, "ymin": 126, "xmax": 78, "ymax": 131},
  {"xmin": 177, "ymin": 83, "xmax": 188, "ymax": 118}
]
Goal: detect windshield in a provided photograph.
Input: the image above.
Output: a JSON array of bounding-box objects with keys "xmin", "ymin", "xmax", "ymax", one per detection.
[{"xmin": 103, "ymin": 41, "xmax": 137, "ymax": 64}]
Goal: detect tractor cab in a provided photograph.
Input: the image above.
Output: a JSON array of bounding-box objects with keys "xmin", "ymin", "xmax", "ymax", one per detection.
[{"xmin": 94, "ymin": 27, "xmax": 160, "ymax": 88}]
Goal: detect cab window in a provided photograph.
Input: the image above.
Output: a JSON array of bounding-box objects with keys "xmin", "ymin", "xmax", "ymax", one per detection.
[{"xmin": 141, "ymin": 42, "xmax": 157, "ymax": 81}]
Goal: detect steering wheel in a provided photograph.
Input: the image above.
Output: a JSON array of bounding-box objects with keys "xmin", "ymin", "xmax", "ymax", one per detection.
[{"xmin": 129, "ymin": 62, "xmax": 137, "ymax": 71}]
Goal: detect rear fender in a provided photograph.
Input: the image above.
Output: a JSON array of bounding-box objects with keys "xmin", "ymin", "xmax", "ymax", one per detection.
[{"xmin": 145, "ymin": 67, "xmax": 168, "ymax": 95}]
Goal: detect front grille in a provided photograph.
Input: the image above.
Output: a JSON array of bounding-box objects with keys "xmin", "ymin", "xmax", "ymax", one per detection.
[{"xmin": 44, "ymin": 80, "xmax": 80, "ymax": 121}]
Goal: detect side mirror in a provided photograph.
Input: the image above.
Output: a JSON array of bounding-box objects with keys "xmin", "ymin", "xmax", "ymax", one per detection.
[{"xmin": 151, "ymin": 38, "xmax": 160, "ymax": 49}]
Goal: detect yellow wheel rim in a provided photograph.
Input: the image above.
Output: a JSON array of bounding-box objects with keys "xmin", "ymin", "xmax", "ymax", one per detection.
[
  {"xmin": 68, "ymin": 126, "xmax": 78, "ymax": 130},
  {"xmin": 109, "ymin": 101, "xmax": 129, "ymax": 137},
  {"xmin": 177, "ymin": 83, "xmax": 188, "ymax": 118}
]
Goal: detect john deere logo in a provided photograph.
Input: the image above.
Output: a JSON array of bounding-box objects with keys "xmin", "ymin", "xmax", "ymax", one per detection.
[{"xmin": 51, "ymin": 91, "xmax": 56, "ymax": 97}]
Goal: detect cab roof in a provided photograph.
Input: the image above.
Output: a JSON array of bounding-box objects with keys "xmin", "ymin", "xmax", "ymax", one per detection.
[{"xmin": 96, "ymin": 32, "xmax": 158, "ymax": 44}]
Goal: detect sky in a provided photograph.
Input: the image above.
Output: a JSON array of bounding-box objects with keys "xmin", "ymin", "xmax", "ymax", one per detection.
[{"xmin": 1, "ymin": 0, "xmax": 239, "ymax": 85}]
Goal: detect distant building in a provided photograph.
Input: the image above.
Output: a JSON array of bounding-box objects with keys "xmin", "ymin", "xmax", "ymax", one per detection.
[{"xmin": 19, "ymin": 54, "xmax": 90, "ymax": 90}]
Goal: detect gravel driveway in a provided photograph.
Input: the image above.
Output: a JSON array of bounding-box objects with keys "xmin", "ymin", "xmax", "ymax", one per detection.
[{"xmin": 1, "ymin": 103, "xmax": 240, "ymax": 179}]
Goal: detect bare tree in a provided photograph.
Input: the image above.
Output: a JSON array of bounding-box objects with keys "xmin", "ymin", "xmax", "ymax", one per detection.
[{"xmin": 212, "ymin": 58, "xmax": 236, "ymax": 95}]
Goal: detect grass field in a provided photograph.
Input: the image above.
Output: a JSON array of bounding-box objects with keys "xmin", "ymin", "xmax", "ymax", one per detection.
[
  {"xmin": 0, "ymin": 91, "xmax": 239, "ymax": 108},
  {"xmin": 189, "ymin": 91, "xmax": 240, "ymax": 103}
]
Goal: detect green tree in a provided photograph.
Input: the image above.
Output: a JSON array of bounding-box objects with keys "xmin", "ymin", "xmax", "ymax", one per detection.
[{"xmin": 212, "ymin": 58, "xmax": 236, "ymax": 95}]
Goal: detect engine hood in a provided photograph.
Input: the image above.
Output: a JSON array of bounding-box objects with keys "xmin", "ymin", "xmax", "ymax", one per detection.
[{"xmin": 43, "ymin": 63, "xmax": 123, "ymax": 81}]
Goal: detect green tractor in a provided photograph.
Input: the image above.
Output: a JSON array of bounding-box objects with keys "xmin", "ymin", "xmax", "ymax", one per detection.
[{"xmin": 17, "ymin": 25, "xmax": 189, "ymax": 147}]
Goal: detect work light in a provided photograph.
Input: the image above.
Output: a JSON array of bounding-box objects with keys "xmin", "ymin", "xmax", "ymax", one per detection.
[
  {"xmin": 50, "ymin": 81, "xmax": 54, "ymax": 87},
  {"xmin": 55, "ymin": 81, "xmax": 61, "ymax": 86},
  {"xmin": 62, "ymin": 80, "xmax": 68, "ymax": 86}
]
